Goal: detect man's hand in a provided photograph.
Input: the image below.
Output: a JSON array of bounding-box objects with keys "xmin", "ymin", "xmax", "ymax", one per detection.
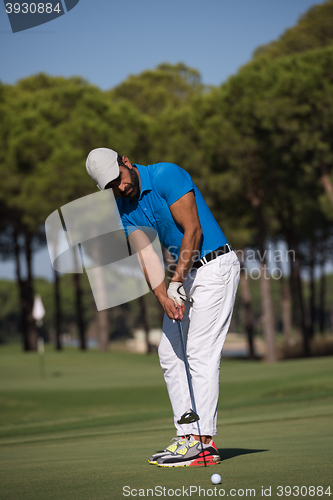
[
  {"xmin": 161, "ymin": 296, "xmax": 186, "ymax": 321},
  {"xmin": 163, "ymin": 281, "xmax": 186, "ymax": 321},
  {"xmin": 167, "ymin": 281, "xmax": 187, "ymax": 306}
]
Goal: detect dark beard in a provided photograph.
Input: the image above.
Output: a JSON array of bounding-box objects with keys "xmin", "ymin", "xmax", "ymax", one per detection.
[{"xmin": 122, "ymin": 168, "xmax": 140, "ymax": 198}]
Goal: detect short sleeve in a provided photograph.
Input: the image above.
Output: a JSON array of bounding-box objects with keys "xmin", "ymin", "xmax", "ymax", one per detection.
[{"xmin": 154, "ymin": 163, "xmax": 194, "ymax": 207}]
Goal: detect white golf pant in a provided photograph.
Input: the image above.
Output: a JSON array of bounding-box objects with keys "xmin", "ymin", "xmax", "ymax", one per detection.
[{"xmin": 158, "ymin": 250, "xmax": 240, "ymax": 437}]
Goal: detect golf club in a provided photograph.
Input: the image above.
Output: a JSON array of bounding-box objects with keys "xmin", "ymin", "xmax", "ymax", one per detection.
[{"xmin": 176, "ymin": 320, "xmax": 207, "ymax": 466}]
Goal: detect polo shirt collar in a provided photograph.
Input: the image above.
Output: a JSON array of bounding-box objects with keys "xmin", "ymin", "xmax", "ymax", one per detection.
[{"xmin": 135, "ymin": 164, "xmax": 152, "ymax": 200}]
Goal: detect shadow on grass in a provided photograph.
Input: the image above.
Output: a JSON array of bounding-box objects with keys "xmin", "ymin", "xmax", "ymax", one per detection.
[
  {"xmin": 218, "ymin": 448, "xmax": 268, "ymax": 461},
  {"xmin": 151, "ymin": 448, "xmax": 268, "ymax": 460}
]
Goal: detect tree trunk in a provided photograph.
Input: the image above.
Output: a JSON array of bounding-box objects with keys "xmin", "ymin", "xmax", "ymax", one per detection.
[
  {"xmin": 73, "ymin": 272, "xmax": 86, "ymax": 350},
  {"xmin": 294, "ymin": 253, "xmax": 311, "ymax": 357},
  {"xmin": 25, "ymin": 231, "xmax": 37, "ymax": 350},
  {"xmin": 90, "ymin": 242, "xmax": 109, "ymax": 351},
  {"xmin": 280, "ymin": 277, "xmax": 292, "ymax": 346},
  {"xmin": 259, "ymin": 262, "xmax": 277, "ymax": 362},
  {"xmin": 277, "ymin": 207, "xmax": 311, "ymax": 355},
  {"xmin": 96, "ymin": 310, "xmax": 109, "ymax": 351},
  {"xmin": 287, "ymin": 245, "xmax": 301, "ymax": 341},
  {"xmin": 319, "ymin": 240, "xmax": 326, "ymax": 334},
  {"xmin": 253, "ymin": 203, "xmax": 277, "ymax": 362},
  {"xmin": 54, "ymin": 269, "xmax": 62, "ymax": 350},
  {"xmin": 72, "ymin": 246, "xmax": 86, "ymax": 350},
  {"xmin": 285, "ymin": 232, "xmax": 310, "ymax": 357},
  {"xmin": 239, "ymin": 260, "xmax": 255, "ymax": 359},
  {"xmin": 273, "ymin": 246, "xmax": 292, "ymax": 346},
  {"xmin": 277, "ymin": 211, "xmax": 302, "ymax": 343},
  {"xmin": 13, "ymin": 228, "xmax": 28, "ymax": 350},
  {"xmin": 308, "ymin": 240, "xmax": 316, "ymax": 338},
  {"xmin": 14, "ymin": 228, "xmax": 37, "ymax": 351}
]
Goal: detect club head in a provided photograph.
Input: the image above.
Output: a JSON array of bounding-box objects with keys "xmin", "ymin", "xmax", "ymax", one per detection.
[{"xmin": 177, "ymin": 408, "xmax": 200, "ymax": 424}]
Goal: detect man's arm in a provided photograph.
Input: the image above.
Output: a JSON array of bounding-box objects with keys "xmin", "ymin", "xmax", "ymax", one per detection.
[
  {"xmin": 169, "ymin": 191, "xmax": 203, "ymax": 284},
  {"xmin": 128, "ymin": 229, "xmax": 184, "ymax": 320}
]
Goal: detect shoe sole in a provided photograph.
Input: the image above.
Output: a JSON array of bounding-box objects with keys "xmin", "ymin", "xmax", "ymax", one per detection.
[{"xmin": 158, "ymin": 456, "xmax": 220, "ymax": 467}]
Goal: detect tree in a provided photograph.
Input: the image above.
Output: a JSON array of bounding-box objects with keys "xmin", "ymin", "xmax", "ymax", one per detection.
[
  {"xmin": 191, "ymin": 83, "xmax": 278, "ymax": 360},
  {"xmin": 199, "ymin": 43, "xmax": 333, "ymax": 356},
  {"xmin": 253, "ymin": 0, "xmax": 333, "ymax": 59},
  {"xmin": 110, "ymin": 62, "xmax": 204, "ymax": 118},
  {"xmin": 1, "ymin": 74, "xmax": 150, "ymax": 351}
]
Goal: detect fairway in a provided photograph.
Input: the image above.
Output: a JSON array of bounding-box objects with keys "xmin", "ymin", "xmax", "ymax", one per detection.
[{"xmin": 0, "ymin": 346, "xmax": 332, "ymax": 500}]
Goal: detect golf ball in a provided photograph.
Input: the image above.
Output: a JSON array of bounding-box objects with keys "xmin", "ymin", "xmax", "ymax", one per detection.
[{"xmin": 211, "ymin": 473, "xmax": 221, "ymax": 485}]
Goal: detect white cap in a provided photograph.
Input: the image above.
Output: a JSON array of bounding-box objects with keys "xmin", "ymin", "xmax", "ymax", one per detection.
[{"xmin": 86, "ymin": 148, "xmax": 120, "ymax": 190}]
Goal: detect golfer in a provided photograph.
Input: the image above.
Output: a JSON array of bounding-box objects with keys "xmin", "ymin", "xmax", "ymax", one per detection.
[{"xmin": 86, "ymin": 148, "xmax": 240, "ymax": 467}]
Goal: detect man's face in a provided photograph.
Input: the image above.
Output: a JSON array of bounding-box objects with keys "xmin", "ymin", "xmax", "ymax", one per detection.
[{"xmin": 107, "ymin": 165, "xmax": 140, "ymax": 199}]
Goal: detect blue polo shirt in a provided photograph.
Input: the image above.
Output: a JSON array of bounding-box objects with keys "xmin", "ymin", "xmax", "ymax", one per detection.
[{"xmin": 116, "ymin": 163, "xmax": 228, "ymax": 263}]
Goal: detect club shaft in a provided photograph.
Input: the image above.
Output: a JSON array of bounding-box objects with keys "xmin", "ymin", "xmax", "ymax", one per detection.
[
  {"xmin": 177, "ymin": 321, "xmax": 197, "ymax": 413},
  {"xmin": 177, "ymin": 320, "xmax": 207, "ymax": 467}
]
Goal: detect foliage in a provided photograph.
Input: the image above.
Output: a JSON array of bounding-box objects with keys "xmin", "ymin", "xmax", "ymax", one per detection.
[
  {"xmin": 2, "ymin": 1, "xmax": 333, "ymax": 351},
  {"xmin": 253, "ymin": 0, "xmax": 333, "ymax": 59},
  {"xmin": 109, "ymin": 62, "xmax": 204, "ymax": 117},
  {"xmin": 0, "ymin": 74, "xmax": 150, "ymax": 231},
  {"xmin": 200, "ymin": 45, "xmax": 333, "ymax": 246}
]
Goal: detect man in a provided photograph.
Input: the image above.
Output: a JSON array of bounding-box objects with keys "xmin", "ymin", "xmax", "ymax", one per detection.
[{"xmin": 86, "ymin": 147, "xmax": 240, "ymax": 467}]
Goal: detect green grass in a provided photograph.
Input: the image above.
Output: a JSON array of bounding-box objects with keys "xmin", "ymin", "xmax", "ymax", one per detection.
[{"xmin": 0, "ymin": 345, "xmax": 332, "ymax": 500}]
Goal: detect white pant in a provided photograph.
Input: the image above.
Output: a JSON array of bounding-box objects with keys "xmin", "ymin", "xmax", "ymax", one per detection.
[{"xmin": 158, "ymin": 250, "xmax": 240, "ymax": 436}]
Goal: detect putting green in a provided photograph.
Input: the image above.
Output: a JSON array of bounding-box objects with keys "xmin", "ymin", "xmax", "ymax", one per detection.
[{"xmin": 0, "ymin": 345, "xmax": 332, "ymax": 500}]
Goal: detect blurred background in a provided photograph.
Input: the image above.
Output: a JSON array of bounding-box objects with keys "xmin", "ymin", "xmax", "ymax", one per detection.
[{"xmin": 1, "ymin": 0, "xmax": 333, "ymax": 362}]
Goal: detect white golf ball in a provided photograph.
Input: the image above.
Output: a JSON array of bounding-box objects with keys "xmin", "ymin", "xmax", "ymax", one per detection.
[{"xmin": 211, "ymin": 473, "xmax": 221, "ymax": 484}]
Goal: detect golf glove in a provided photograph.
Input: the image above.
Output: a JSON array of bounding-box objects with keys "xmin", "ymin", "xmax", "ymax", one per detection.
[{"xmin": 167, "ymin": 281, "xmax": 187, "ymax": 306}]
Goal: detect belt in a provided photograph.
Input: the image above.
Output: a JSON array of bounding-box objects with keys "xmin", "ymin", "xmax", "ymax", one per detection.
[{"xmin": 192, "ymin": 244, "xmax": 232, "ymax": 271}]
